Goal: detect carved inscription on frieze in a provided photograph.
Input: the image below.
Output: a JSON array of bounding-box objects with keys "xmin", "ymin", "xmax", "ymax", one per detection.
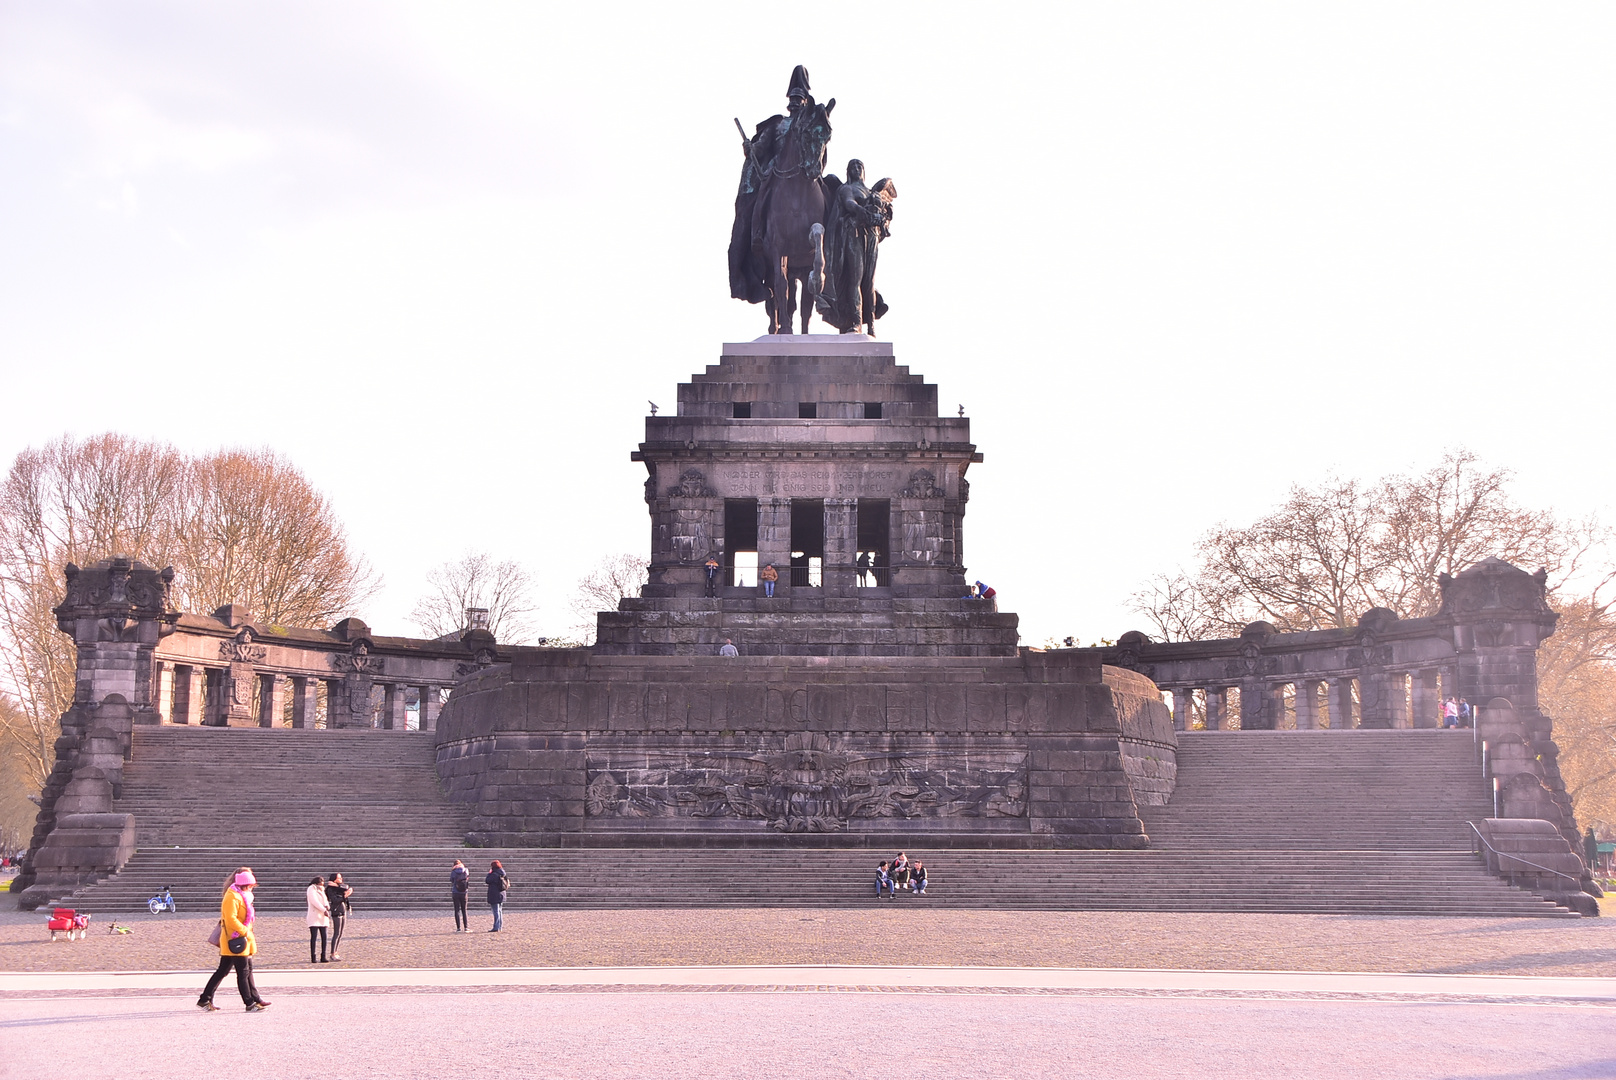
[
  {"xmin": 584, "ymin": 732, "xmax": 1027, "ymax": 832},
  {"xmin": 714, "ymin": 465, "xmax": 903, "ymax": 498}
]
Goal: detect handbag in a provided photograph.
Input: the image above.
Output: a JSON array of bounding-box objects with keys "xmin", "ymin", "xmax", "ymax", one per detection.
[
  {"xmin": 207, "ymin": 920, "xmax": 222, "ymax": 947},
  {"xmin": 227, "ymin": 933, "xmax": 247, "ymax": 955}
]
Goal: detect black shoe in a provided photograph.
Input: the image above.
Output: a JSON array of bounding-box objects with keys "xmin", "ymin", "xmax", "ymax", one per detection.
[{"xmin": 197, "ymin": 1000, "xmax": 218, "ymax": 1012}]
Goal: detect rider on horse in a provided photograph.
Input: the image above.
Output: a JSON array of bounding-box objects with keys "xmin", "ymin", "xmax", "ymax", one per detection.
[{"xmin": 728, "ymin": 66, "xmax": 819, "ymax": 305}]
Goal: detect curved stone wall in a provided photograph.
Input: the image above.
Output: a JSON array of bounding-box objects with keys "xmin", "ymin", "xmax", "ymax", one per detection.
[{"xmin": 435, "ymin": 650, "xmax": 1175, "ymax": 849}]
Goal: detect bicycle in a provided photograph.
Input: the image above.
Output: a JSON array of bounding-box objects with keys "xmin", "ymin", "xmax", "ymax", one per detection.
[{"xmin": 147, "ymin": 886, "xmax": 177, "ymax": 915}]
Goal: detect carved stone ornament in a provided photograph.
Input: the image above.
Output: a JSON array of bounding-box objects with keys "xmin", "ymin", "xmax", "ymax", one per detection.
[
  {"xmin": 1240, "ymin": 639, "xmax": 1261, "ymax": 674},
  {"xmin": 219, "ymin": 627, "xmax": 267, "ymax": 663},
  {"xmin": 900, "ymin": 469, "xmax": 939, "ymax": 499},
  {"xmin": 56, "ymin": 558, "xmax": 176, "ymax": 634},
  {"xmin": 1438, "ymin": 557, "xmax": 1554, "ymax": 618},
  {"xmin": 584, "ymin": 732, "xmax": 1027, "ymax": 832},
  {"xmin": 666, "ymin": 468, "xmax": 715, "ymax": 498},
  {"xmin": 329, "ymin": 642, "xmax": 384, "ymax": 675},
  {"xmin": 454, "ymin": 647, "xmax": 497, "ymax": 679}
]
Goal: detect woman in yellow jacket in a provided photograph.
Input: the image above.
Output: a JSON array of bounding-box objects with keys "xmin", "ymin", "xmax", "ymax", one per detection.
[{"xmin": 197, "ymin": 867, "xmax": 271, "ymax": 1012}]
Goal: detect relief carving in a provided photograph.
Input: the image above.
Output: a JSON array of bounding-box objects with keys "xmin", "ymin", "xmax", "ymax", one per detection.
[
  {"xmin": 219, "ymin": 627, "xmax": 267, "ymax": 663},
  {"xmin": 900, "ymin": 469, "xmax": 939, "ymax": 498},
  {"xmin": 585, "ymin": 732, "xmax": 1026, "ymax": 832},
  {"xmin": 666, "ymin": 468, "xmax": 715, "ymax": 498},
  {"xmin": 455, "ymin": 647, "xmax": 497, "ymax": 678},
  {"xmin": 329, "ymin": 642, "xmax": 385, "ymax": 675}
]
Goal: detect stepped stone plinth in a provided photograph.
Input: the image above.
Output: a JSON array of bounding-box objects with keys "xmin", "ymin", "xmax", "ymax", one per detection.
[{"xmin": 436, "ymin": 339, "xmax": 1177, "ymax": 849}]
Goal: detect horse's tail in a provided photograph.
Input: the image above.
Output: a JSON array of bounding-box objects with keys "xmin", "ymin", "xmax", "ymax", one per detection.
[{"xmin": 810, "ymin": 223, "xmax": 825, "ymax": 294}]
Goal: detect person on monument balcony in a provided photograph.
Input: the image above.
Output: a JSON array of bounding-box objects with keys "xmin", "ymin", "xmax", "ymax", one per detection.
[
  {"xmin": 704, "ymin": 556, "xmax": 721, "ymax": 598},
  {"xmin": 719, "ymin": 638, "xmax": 739, "ymax": 657},
  {"xmin": 760, "ymin": 563, "xmax": 779, "ymax": 598}
]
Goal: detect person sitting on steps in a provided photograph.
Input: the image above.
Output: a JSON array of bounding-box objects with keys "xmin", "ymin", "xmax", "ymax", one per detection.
[{"xmin": 875, "ymin": 861, "xmax": 894, "ymax": 900}]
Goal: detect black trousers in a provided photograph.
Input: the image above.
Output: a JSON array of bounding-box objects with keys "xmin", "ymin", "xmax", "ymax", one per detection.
[
  {"xmin": 329, "ymin": 912, "xmax": 346, "ymax": 955},
  {"xmin": 200, "ymin": 954, "xmax": 261, "ymax": 1005},
  {"xmin": 309, "ymin": 925, "xmax": 328, "ymax": 961},
  {"xmin": 453, "ymin": 893, "xmax": 469, "ymax": 930}
]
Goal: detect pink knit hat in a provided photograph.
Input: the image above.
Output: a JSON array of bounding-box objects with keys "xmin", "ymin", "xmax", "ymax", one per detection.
[{"xmin": 234, "ymin": 871, "xmax": 257, "ymax": 888}]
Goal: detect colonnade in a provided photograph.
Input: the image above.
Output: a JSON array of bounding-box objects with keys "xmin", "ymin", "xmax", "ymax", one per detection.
[
  {"xmin": 154, "ymin": 660, "xmax": 447, "ymax": 731},
  {"xmin": 1163, "ymin": 665, "xmax": 1462, "ymax": 731}
]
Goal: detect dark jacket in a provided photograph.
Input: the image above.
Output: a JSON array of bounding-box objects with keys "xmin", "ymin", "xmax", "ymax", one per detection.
[
  {"xmin": 486, "ymin": 869, "xmax": 510, "ymax": 904},
  {"xmin": 324, "ymin": 881, "xmax": 351, "ymax": 916},
  {"xmin": 450, "ymin": 865, "xmax": 469, "ymax": 897}
]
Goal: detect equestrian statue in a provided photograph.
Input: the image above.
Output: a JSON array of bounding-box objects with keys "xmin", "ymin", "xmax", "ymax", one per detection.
[{"xmin": 728, "ymin": 66, "xmax": 896, "ymax": 335}]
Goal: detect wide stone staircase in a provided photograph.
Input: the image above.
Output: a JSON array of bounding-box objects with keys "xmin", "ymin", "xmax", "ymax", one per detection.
[{"xmin": 52, "ymin": 726, "xmax": 1578, "ymax": 916}]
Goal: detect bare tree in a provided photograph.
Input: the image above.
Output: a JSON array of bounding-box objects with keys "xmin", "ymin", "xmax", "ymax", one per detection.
[
  {"xmin": 409, "ymin": 552, "xmax": 537, "ymax": 643},
  {"xmin": 0, "ymin": 695, "xmax": 39, "ymax": 856},
  {"xmin": 1132, "ymin": 451, "xmax": 1575, "ymax": 638},
  {"xmin": 1129, "ymin": 447, "xmax": 1616, "ymax": 828},
  {"xmin": 173, "ymin": 449, "xmax": 378, "ymax": 628},
  {"xmin": 567, "ymin": 553, "xmax": 649, "ymax": 645},
  {"xmin": 0, "ymin": 434, "xmax": 376, "ymax": 787}
]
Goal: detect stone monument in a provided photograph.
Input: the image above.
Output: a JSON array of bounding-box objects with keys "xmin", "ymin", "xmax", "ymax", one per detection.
[
  {"xmin": 435, "ymin": 335, "xmax": 1176, "ymax": 848},
  {"xmin": 431, "ymin": 67, "xmax": 1174, "ymax": 850}
]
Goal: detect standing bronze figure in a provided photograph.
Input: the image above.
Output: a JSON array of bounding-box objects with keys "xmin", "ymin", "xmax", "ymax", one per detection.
[{"xmin": 814, "ymin": 159, "xmax": 895, "ymax": 335}]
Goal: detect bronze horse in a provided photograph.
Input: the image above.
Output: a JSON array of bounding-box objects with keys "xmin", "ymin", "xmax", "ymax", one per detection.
[{"xmin": 749, "ymin": 102, "xmax": 834, "ymax": 334}]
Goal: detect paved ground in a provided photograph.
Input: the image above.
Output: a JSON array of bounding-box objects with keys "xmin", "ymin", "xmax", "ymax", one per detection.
[
  {"xmin": 5, "ymin": 987, "xmax": 1614, "ymax": 1080},
  {"xmin": 4, "ymin": 906, "xmax": 1615, "ymax": 976}
]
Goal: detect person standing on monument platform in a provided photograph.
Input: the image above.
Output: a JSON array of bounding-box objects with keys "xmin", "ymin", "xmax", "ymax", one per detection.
[
  {"xmin": 760, "ymin": 563, "xmax": 778, "ymax": 598},
  {"xmin": 486, "ymin": 859, "xmax": 510, "ymax": 932},
  {"xmin": 704, "ymin": 556, "xmax": 721, "ymax": 598},
  {"xmin": 324, "ymin": 872, "xmax": 352, "ymax": 960},
  {"xmin": 719, "ymin": 639, "xmax": 739, "ymax": 657},
  {"xmin": 450, "ymin": 859, "xmax": 471, "ymax": 932}
]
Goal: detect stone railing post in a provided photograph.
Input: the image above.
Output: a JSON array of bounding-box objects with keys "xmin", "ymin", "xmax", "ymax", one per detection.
[
  {"xmin": 1170, "ymin": 689, "xmax": 1191, "ymax": 731},
  {"xmin": 1294, "ymin": 680, "xmax": 1318, "ymax": 730}
]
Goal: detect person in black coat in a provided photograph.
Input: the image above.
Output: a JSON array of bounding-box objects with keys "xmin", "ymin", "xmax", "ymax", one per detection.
[{"xmin": 486, "ymin": 860, "xmax": 510, "ymax": 932}]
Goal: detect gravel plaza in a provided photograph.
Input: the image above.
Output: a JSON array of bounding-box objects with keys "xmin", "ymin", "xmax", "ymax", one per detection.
[{"xmin": 5, "ymin": 906, "xmax": 1616, "ymax": 1079}]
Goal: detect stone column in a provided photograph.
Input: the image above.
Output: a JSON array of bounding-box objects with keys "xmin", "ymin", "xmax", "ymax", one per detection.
[
  {"xmin": 1267, "ymin": 683, "xmax": 1287, "ymax": 730},
  {"xmin": 290, "ymin": 676, "xmax": 317, "ymax": 729},
  {"xmin": 1170, "ymin": 689, "xmax": 1191, "ymax": 731},
  {"xmin": 259, "ymin": 673, "xmax": 285, "ymax": 728},
  {"xmin": 382, "ymin": 683, "xmax": 408, "ymax": 730},
  {"xmin": 757, "ymin": 497, "xmax": 791, "ymax": 594},
  {"xmin": 181, "ymin": 666, "xmax": 205, "ymax": 725},
  {"xmin": 324, "ymin": 677, "xmax": 350, "ymax": 728},
  {"xmin": 421, "ymin": 687, "xmax": 442, "ymax": 732},
  {"xmin": 1414, "ymin": 668, "xmax": 1441, "ymax": 729},
  {"xmin": 1294, "ymin": 680, "xmax": 1318, "ymax": 730},
  {"xmin": 1332, "ymin": 678, "xmax": 1356, "ymax": 730},
  {"xmin": 822, "ymin": 498, "xmax": 858, "ymax": 595},
  {"xmin": 1205, "ymin": 688, "xmax": 1226, "ymax": 731},
  {"xmin": 155, "ymin": 662, "xmax": 174, "ymax": 723}
]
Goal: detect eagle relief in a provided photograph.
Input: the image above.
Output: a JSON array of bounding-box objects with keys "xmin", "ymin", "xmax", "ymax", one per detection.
[{"xmin": 584, "ymin": 732, "xmax": 1027, "ymax": 832}]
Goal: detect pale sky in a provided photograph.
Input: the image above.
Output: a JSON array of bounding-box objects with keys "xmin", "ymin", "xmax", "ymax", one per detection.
[{"xmin": 1, "ymin": 3, "xmax": 1612, "ymax": 645}]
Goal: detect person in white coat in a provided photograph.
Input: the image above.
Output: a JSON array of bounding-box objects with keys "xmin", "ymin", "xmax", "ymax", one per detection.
[{"xmin": 305, "ymin": 876, "xmax": 332, "ymax": 963}]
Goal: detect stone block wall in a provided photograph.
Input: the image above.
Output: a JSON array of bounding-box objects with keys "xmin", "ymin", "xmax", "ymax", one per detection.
[{"xmin": 436, "ymin": 650, "xmax": 1174, "ymax": 849}]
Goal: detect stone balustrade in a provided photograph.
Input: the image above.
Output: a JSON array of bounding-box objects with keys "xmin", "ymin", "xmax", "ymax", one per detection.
[
  {"xmin": 149, "ymin": 609, "xmax": 499, "ymax": 732},
  {"xmin": 1088, "ymin": 558, "xmax": 1558, "ymax": 733}
]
